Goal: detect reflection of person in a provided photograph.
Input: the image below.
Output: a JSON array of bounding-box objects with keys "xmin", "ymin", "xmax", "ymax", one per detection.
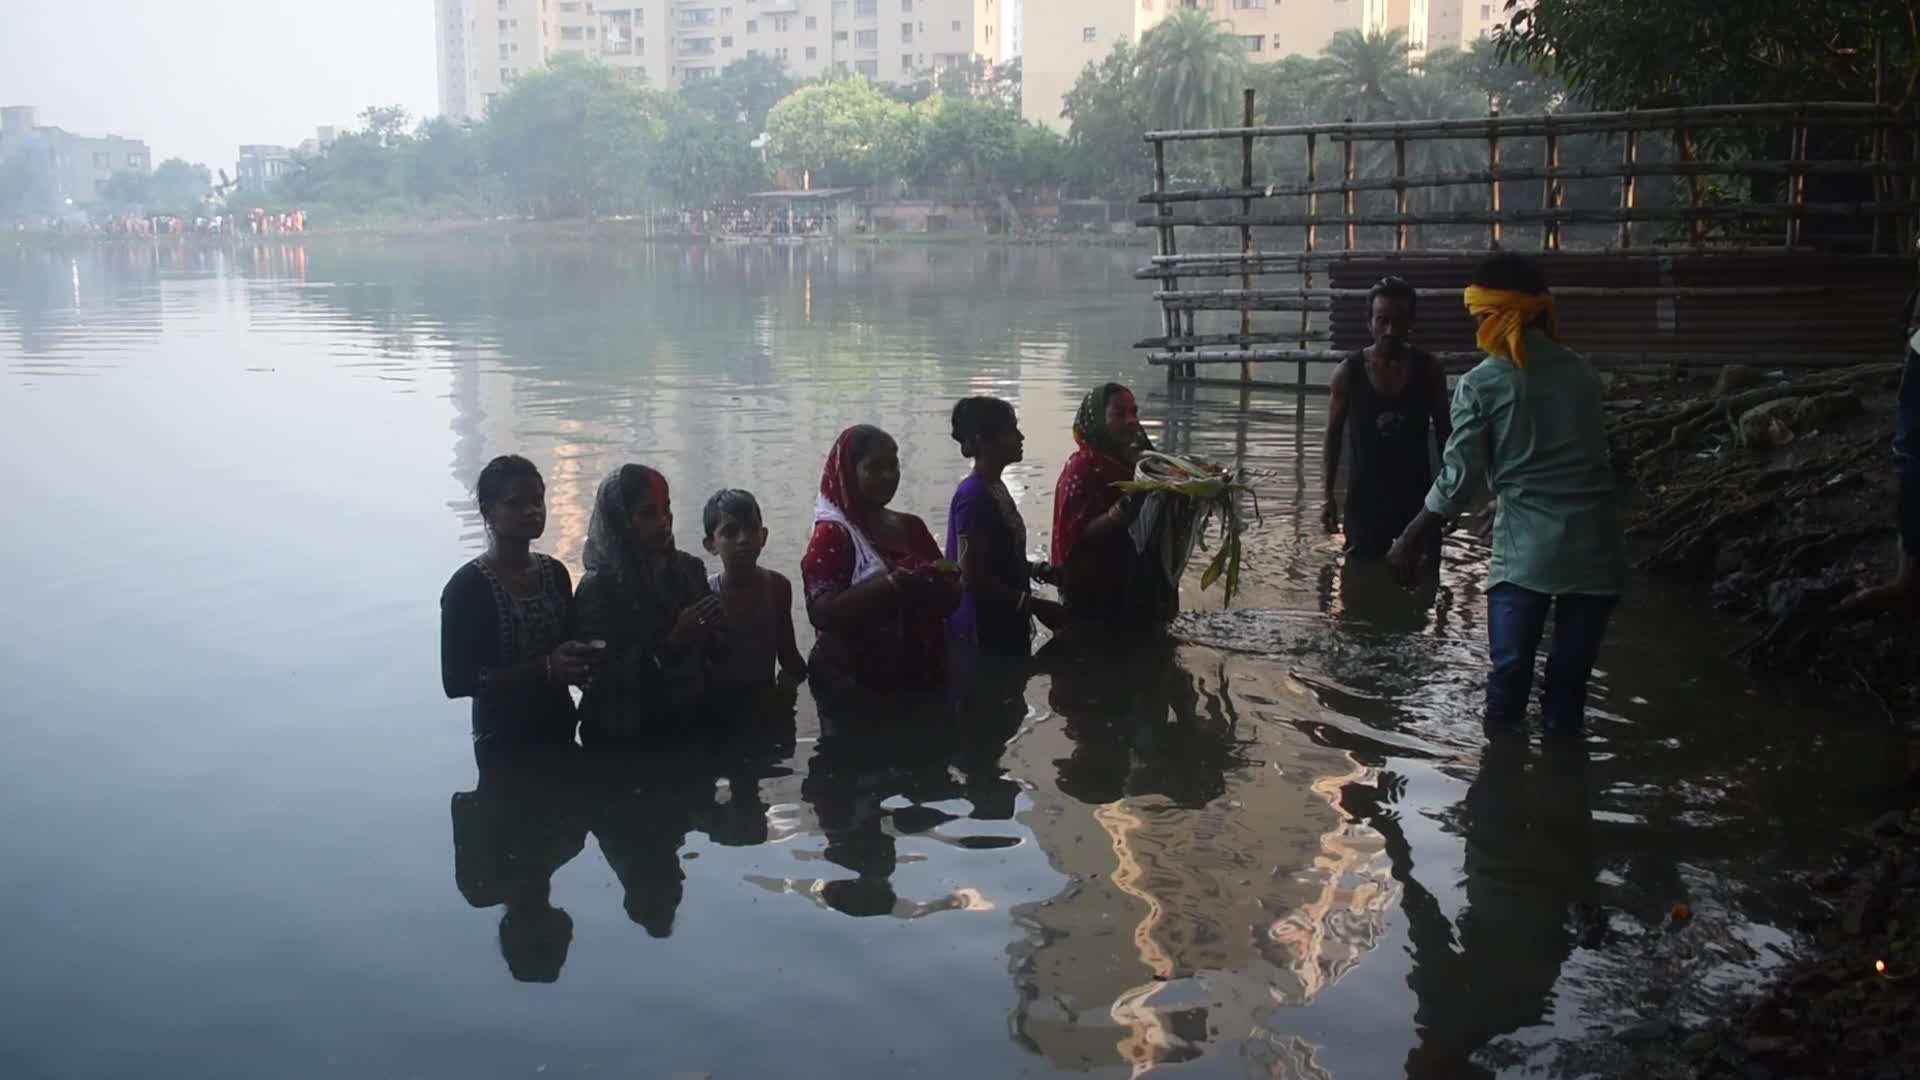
[
  {"xmin": 1051, "ymin": 383, "xmax": 1157, "ymax": 623},
  {"xmin": 1391, "ymin": 255, "xmax": 1625, "ymax": 736},
  {"xmin": 1038, "ymin": 631, "xmax": 1229, "ymax": 809},
  {"xmin": 1384, "ymin": 737, "xmax": 1593, "ymax": 1077},
  {"xmin": 702, "ymin": 489, "xmax": 807, "ymax": 694},
  {"xmin": 440, "ymin": 455, "xmax": 597, "ymax": 752},
  {"xmin": 1322, "ymin": 277, "xmax": 1452, "ymax": 559},
  {"xmin": 801, "ymin": 425, "xmax": 960, "ymax": 693},
  {"xmin": 451, "ymin": 745, "xmax": 590, "ymax": 983},
  {"xmin": 590, "ymin": 758, "xmax": 703, "ymax": 939},
  {"xmin": 947, "ymin": 396, "xmax": 1063, "ymax": 657},
  {"xmin": 576, "ymin": 466, "xmax": 722, "ymax": 746}
]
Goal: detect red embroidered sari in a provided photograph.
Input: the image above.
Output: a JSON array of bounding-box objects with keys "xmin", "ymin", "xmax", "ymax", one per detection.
[{"xmin": 800, "ymin": 428, "xmax": 948, "ymax": 689}]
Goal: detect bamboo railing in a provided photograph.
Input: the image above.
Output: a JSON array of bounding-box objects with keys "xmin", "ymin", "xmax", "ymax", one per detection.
[{"xmin": 1138, "ymin": 99, "xmax": 1920, "ymax": 385}]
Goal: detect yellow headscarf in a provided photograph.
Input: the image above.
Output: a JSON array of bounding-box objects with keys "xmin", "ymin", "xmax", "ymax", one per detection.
[{"xmin": 1463, "ymin": 286, "xmax": 1559, "ymax": 369}]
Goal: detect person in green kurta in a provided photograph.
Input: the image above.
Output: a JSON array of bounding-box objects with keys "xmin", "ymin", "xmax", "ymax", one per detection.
[{"xmin": 1389, "ymin": 254, "xmax": 1626, "ymax": 736}]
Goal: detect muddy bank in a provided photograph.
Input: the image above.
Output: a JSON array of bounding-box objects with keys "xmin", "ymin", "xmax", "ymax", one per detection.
[{"xmin": 1609, "ymin": 362, "xmax": 1917, "ymax": 714}]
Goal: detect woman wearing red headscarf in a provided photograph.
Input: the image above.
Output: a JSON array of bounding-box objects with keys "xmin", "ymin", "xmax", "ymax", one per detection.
[
  {"xmin": 1051, "ymin": 383, "xmax": 1155, "ymax": 622},
  {"xmin": 801, "ymin": 425, "xmax": 960, "ymax": 691}
]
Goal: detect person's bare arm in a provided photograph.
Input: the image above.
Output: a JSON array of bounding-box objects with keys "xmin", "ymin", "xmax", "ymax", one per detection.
[
  {"xmin": 1322, "ymin": 362, "xmax": 1350, "ymax": 533},
  {"xmin": 772, "ymin": 573, "xmax": 807, "ymax": 678}
]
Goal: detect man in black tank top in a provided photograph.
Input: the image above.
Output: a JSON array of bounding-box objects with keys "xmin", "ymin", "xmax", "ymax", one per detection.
[{"xmin": 1322, "ymin": 277, "xmax": 1454, "ymax": 560}]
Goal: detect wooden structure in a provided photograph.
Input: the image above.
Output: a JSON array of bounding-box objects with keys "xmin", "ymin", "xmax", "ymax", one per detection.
[{"xmin": 1137, "ymin": 100, "xmax": 1920, "ymax": 385}]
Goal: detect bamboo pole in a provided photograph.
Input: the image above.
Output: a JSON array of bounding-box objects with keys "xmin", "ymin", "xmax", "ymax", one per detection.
[
  {"xmin": 1394, "ymin": 137, "xmax": 1409, "ymax": 251},
  {"xmin": 1240, "ymin": 88, "xmax": 1256, "ymax": 384},
  {"xmin": 1488, "ymin": 114, "xmax": 1502, "ymax": 247},
  {"xmin": 1679, "ymin": 122, "xmax": 1707, "ymax": 245},
  {"xmin": 1301, "ymin": 132, "xmax": 1318, "ymax": 387},
  {"xmin": 1787, "ymin": 117, "xmax": 1807, "ymax": 248},
  {"xmin": 1342, "ymin": 130, "xmax": 1357, "ymax": 250},
  {"xmin": 1130, "ymin": 201, "xmax": 1920, "ymax": 230},
  {"xmin": 1136, "ymin": 159, "xmax": 1920, "ymax": 203},
  {"xmin": 1542, "ymin": 126, "xmax": 1562, "ymax": 252},
  {"xmin": 1140, "ymin": 101, "xmax": 1892, "ymax": 143},
  {"xmin": 1621, "ymin": 128, "xmax": 1639, "ymax": 248},
  {"xmin": 1152, "ymin": 139, "xmax": 1183, "ymax": 384}
]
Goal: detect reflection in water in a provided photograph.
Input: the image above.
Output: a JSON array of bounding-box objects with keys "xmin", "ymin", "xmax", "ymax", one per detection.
[
  {"xmin": 4, "ymin": 245, "xmax": 1909, "ymax": 1080},
  {"xmin": 450, "ymin": 747, "xmax": 590, "ymax": 983}
]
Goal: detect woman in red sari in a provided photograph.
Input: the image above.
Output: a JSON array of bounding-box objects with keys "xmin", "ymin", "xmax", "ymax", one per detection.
[
  {"xmin": 801, "ymin": 425, "xmax": 960, "ymax": 692},
  {"xmin": 1051, "ymin": 382, "xmax": 1155, "ymax": 623}
]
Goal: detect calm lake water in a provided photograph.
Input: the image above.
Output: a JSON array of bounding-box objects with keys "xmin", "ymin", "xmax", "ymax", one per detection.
[{"xmin": 0, "ymin": 240, "xmax": 1904, "ymax": 1080}]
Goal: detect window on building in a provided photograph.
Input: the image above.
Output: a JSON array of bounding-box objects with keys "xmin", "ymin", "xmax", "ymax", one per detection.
[
  {"xmin": 902, "ymin": 54, "xmax": 913, "ymax": 73},
  {"xmin": 498, "ymin": 18, "xmax": 510, "ymax": 30},
  {"xmin": 856, "ymin": 29, "xmax": 877, "ymax": 47},
  {"xmin": 500, "ymin": 43, "xmax": 512, "ymax": 56},
  {"xmin": 901, "ymin": 0, "xmax": 911, "ymax": 10},
  {"xmin": 806, "ymin": 15, "xmax": 817, "ymax": 29},
  {"xmin": 500, "ymin": 67, "xmax": 512, "ymax": 81},
  {"xmin": 1082, "ymin": 26, "xmax": 1097, "ymax": 43},
  {"xmin": 834, "ymin": 30, "xmax": 848, "ymax": 41},
  {"xmin": 720, "ymin": 6, "xmax": 732, "ymax": 22},
  {"xmin": 558, "ymin": 0, "xmax": 579, "ymax": 10},
  {"xmin": 687, "ymin": 66, "xmax": 716, "ymax": 80},
  {"xmin": 1480, "ymin": 3, "xmax": 1492, "ymax": 15},
  {"xmin": 1239, "ymin": 34, "xmax": 1263, "ymax": 51},
  {"xmin": 773, "ymin": 15, "xmax": 790, "ymax": 31},
  {"xmin": 560, "ymin": 25, "xmax": 583, "ymax": 38},
  {"xmin": 775, "ymin": 46, "xmax": 789, "ymax": 59},
  {"xmin": 901, "ymin": 22, "xmax": 912, "ymax": 42},
  {"xmin": 856, "ymin": 59, "xmax": 878, "ymax": 76},
  {"xmin": 806, "ymin": 45, "xmax": 818, "ymax": 59},
  {"xmin": 586, "ymin": 26, "xmax": 595, "ymax": 37},
  {"xmin": 92, "ymin": 152, "xmax": 112, "ymax": 169},
  {"xmin": 951, "ymin": 19, "xmax": 961, "ymax": 30},
  {"xmin": 1232, "ymin": 0, "xmax": 1265, "ymax": 8},
  {"xmin": 746, "ymin": 19, "xmax": 757, "ymax": 31},
  {"xmin": 721, "ymin": 35, "xmax": 732, "ymax": 46},
  {"xmin": 855, "ymin": 0, "xmax": 877, "ymax": 16},
  {"xmin": 127, "ymin": 154, "xmax": 145, "ymax": 169}
]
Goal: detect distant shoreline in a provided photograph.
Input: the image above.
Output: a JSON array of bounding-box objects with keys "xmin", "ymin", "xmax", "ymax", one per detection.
[{"xmin": 4, "ymin": 217, "xmax": 1152, "ymax": 251}]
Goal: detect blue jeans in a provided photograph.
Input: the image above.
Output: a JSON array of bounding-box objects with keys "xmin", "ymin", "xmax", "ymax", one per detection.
[{"xmin": 1486, "ymin": 583, "xmax": 1617, "ymax": 733}]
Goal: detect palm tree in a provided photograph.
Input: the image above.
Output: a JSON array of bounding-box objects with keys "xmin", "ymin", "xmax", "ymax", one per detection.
[
  {"xmin": 1135, "ymin": 10, "xmax": 1249, "ymax": 133},
  {"xmin": 1313, "ymin": 28, "xmax": 1414, "ymax": 121}
]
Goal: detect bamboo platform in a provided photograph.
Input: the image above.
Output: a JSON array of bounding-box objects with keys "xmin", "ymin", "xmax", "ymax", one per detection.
[{"xmin": 1141, "ymin": 97, "xmax": 1920, "ymax": 385}]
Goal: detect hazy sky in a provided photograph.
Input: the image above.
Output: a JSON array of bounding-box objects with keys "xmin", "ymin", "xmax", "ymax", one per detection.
[
  {"xmin": 0, "ymin": 0, "xmax": 438, "ymax": 172},
  {"xmin": 0, "ymin": 1, "xmax": 1022, "ymax": 173}
]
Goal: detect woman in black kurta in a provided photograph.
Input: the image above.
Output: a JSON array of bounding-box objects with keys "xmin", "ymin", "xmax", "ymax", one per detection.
[
  {"xmin": 441, "ymin": 455, "xmax": 598, "ymax": 752},
  {"xmin": 574, "ymin": 464, "xmax": 724, "ymax": 748}
]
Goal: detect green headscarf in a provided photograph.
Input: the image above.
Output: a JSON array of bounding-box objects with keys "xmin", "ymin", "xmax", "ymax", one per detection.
[{"xmin": 1072, "ymin": 382, "xmax": 1152, "ymax": 461}]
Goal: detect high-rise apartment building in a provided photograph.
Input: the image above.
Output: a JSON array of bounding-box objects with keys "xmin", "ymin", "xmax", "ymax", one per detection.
[
  {"xmin": 1020, "ymin": 0, "xmax": 1172, "ymax": 131},
  {"xmin": 1424, "ymin": 0, "xmax": 1510, "ymax": 53},
  {"xmin": 1020, "ymin": 0, "xmax": 1521, "ymax": 134},
  {"xmin": 437, "ymin": 0, "xmax": 1001, "ymax": 122}
]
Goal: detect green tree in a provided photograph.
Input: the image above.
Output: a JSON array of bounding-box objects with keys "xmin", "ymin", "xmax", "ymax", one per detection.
[
  {"xmin": 148, "ymin": 159, "xmax": 213, "ymax": 211},
  {"xmin": 1498, "ymin": 0, "xmax": 1920, "ymax": 109},
  {"xmin": 1061, "ymin": 40, "xmax": 1151, "ymax": 199},
  {"xmin": 920, "ymin": 97, "xmax": 1021, "ymax": 198},
  {"xmin": 98, "ymin": 170, "xmax": 152, "ymax": 210},
  {"xmin": 1315, "ymin": 28, "xmax": 1414, "ymax": 120},
  {"xmin": 1008, "ymin": 123, "xmax": 1069, "ymax": 197},
  {"xmin": 358, "ymin": 105, "xmax": 413, "ymax": 149},
  {"xmin": 403, "ymin": 117, "xmax": 484, "ymax": 204},
  {"xmin": 680, "ymin": 54, "xmax": 797, "ymax": 131},
  {"xmin": 765, "ymin": 77, "xmax": 912, "ymax": 188},
  {"xmin": 653, "ymin": 105, "xmax": 769, "ymax": 203},
  {"xmin": 486, "ymin": 56, "xmax": 670, "ymax": 216},
  {"xmin": 1135, "ymin": 9, "xmax": 1249, "ymax": 132}
]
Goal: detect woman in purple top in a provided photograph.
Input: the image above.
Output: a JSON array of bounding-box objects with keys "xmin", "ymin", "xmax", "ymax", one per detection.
[{"xmin": 947, "ymin": 397, "xmax": 1065, "ymax": 656}]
